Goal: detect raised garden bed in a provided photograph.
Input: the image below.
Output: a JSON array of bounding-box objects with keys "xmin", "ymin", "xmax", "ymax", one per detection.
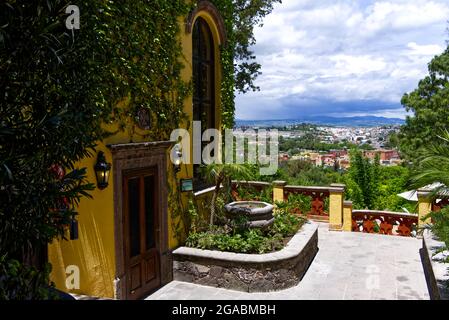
[{"xmin": 172, "ymin": 222, "xmax": 318, "ymax": 292}]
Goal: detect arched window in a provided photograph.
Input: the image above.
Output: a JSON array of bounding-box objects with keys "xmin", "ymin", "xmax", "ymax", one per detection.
[
  {"xmin": 192, "ymin": 17, "xmax": 215, "ymax": 131},
  {"xmin": 192, "ymin": 17, "xmax": 215, "ymax": 190}
]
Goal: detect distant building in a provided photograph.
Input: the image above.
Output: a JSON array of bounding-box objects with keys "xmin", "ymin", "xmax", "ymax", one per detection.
[
  {"xmin": 363, "ymin": 149, "xmax": 400, "ymax": 164},
  {"xmin": 338, "ymin": 158, "xmax": 351, "ymax": 170},
  {"xmin": 279, "ymin": 153, "xmax": 290, "ymax": 162},
  {"xmin": 321, "ymin": 154, "xmax": 336, "ymax": 167}
]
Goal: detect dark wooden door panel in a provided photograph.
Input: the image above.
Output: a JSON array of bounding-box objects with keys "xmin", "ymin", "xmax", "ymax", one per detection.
[
  {"xmin": 144, "ymin": 255, "xmax": 157, "ymax": 284},
  {"xmin": 124, "ymin": 168, "xmax": 161, "ymax": 299},
  {"xmin": 130, "ymin": 263, "xmax": 142, "ymax": 291}
]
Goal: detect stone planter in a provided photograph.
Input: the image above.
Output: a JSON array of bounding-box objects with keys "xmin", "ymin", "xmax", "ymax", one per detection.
[
  {"xmin": 224, "ymin": 201, "xmax": 274, "ymax": 229},
  {"xmin": 172, "ymin": 222, "xmax": 319, "ymax": 292}
]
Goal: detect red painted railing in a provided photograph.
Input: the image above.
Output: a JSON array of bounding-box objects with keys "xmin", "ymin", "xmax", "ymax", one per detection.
[
  {"xmin": 283, "ymin": 186, "xmax": 330, "ymax": 220},
  {"xmin": 352, "ymin": 210, "xmax": 418, "ymax": 237}
]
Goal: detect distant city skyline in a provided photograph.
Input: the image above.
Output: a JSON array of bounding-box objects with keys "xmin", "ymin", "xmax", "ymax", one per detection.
[{"xmin": 236, "ymin": 0, "xmax": 449, "ymax": 120}]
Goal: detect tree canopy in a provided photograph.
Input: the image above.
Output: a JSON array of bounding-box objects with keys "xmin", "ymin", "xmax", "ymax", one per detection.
[{"xmin": 399, "ymin": 46, "xmax": 449, "ymax": 160}]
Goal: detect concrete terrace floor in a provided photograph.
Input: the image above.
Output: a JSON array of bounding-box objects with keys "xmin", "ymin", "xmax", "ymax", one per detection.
[{"xmin": 146, "ymin": 223, "xmax": 430, "ymax": 300}]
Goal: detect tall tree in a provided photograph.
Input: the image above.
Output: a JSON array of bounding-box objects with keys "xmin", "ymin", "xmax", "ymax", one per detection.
[
  {"xmin": 399, "ymin": 46, "xmax": 449, "ymax": 160},
  {"xmin": 347, "ymin": 150, "xmax": 379, "ymax": 209}
]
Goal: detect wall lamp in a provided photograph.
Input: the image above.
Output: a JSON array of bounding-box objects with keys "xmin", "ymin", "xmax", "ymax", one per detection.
[
  {"xmin": 172, "ymin": 144, "xmax": 183, "ymax": 173},
  {"xmin": 94, "ymin": 151, "xmax": 111, "ymax": 190}
]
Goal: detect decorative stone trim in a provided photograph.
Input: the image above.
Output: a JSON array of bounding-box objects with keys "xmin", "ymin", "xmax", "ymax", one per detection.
[
  {"xmin": 186, "ymin": 1, "xmax": 227, "ymax": 45},
  {"xmin": 421, "ymin": 230, "xmax": 449, "ymax": 300},
  {"xmin": 172, "ymin": 222, "xmax": 319, "ymax": 292},
  {"xmin": 108, "ymin": 140, "xmax": 174, "ymax": 299}
]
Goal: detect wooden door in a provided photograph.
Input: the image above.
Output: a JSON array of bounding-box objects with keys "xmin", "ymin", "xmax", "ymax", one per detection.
[{"xmin": 123, "ymin": 168, "xmax": 160, "ymax": 299}]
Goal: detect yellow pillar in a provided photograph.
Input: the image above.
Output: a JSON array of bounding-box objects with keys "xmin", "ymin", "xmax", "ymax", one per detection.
[
  {"xmin": 417, "ymin": 189, "xmax": 432, "ymax": 227},
  {"xmin": 273, "ymin": 181, "xmax": 286, "ymax": 203},
  {"xmin": 342, "ymin": 200, "xmax": 353, "ymax": 232},
  {"xmin": 329, "ymin": 183, "xmax": 345, "ymax": 231}
]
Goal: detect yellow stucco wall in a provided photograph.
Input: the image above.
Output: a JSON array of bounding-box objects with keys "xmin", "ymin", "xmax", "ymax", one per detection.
[
  {"xmin": 48, "ymin": 8, "xmax": 224, "ymax": 299},
  {"xmin": 48, "ymin": 143, "xmax": 115, "ymax": 298}
]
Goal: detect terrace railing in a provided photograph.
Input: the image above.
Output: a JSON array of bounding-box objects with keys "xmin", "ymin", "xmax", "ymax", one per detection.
[
  {"xmin": 231, "ymin": 180, "xmax": 272, "ymax": 201},
  {"xmin": 351, "ymin": 210, "xmax": 418, "ymax": 237},
  {"xmin": 282, "ymin": 185, "xmax": 330, "ymax": 221},
  {"xmin": 230, "ymin": 180, "xmax": 345, "ymax": 230},
  {"xmin": 226, "ymin": 181, "xmax": 435, "ymax": 235}
]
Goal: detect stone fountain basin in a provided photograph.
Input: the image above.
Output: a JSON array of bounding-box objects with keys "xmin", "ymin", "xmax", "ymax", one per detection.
[{"xmin": 224, "ymin": 201, "xmax": 274, "ymax": 228}]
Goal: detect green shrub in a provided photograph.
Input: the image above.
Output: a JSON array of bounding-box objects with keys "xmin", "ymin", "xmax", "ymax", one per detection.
[
  {"xmin": 185, "ymin": 210, "xmax": 306, "ymax": 254},
  {"xmin": 271, "ymin": 208, "xmax": 306, "ymax": 237},
  {"xmin": 427, "ymin": 207, "xmax": 449, "ymax": 253},
  {"xmin": 0, "ymin": 256, "xmax": 57, "ymax": 300}
]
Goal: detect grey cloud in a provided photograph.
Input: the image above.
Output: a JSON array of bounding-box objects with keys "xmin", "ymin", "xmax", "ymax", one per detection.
[{"xmin": 236, "ymin": 0, "xmax": 448, "ymax": 120}]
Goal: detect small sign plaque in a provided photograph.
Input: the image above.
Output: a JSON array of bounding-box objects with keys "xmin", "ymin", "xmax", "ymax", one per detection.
[
  {"xmin": 136, "ymin": 107, "xmax": 151, "ymax": 130},
  {"xmin": 181, "ymin": 179, "xmax": 193, "ymax": 192}
]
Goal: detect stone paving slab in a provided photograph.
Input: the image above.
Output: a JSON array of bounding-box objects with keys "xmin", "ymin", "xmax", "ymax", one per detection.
[{"xmin": 146, "ymin": 223, "xmax": 430, "ymax": 300}]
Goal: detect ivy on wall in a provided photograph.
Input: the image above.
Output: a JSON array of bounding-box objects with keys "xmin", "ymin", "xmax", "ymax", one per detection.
[
  {"xmin": 76, "ymin": 0, "xmax": 192, "ymax": 141},
  {"xmin": 0, "ymin": 0, "xmax": 192, "ymax": 298}
]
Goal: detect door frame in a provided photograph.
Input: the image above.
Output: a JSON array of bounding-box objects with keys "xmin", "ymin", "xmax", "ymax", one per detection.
[{"xmin": 108, "ymin": 141, "xmax": 174, "ymax": 300}]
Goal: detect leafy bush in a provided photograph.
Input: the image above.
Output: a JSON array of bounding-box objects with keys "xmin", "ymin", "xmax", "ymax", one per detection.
[
  {"xmin": 1, "ymin": 0, "xmax": 190, "ymax": 298},
  {"xmin": 0, "ymin": 257, "xmax": 57, "ymax": 300},
  {"xmin": 271, "ymin": 208, "xmax": 306, "ymax": 237},
  {"xmin": 427, "ymin": 207, "xmax": 449, "ymax": 252},
  {"xmin": 185, "ymin": 210, "xmax": 306, "ymax": 254},
  {"xmin": 233, "ymin": 185, "xmax": 273, "ymax": 203}
]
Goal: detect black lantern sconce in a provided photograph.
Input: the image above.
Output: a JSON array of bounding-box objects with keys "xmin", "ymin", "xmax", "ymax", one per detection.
[{"xmin": 94, "ymin": 151, "xmax": 111, "ymax": 190}]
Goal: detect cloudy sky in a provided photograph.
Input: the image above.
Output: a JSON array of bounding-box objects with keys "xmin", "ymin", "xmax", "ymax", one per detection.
[{"xmin": 235, "ymin": 0, "xmax": 449, "ymax": 120}]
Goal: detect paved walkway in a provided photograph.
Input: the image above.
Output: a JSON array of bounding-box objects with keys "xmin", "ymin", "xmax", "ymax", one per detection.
[{"xmin": 146, "ymin": 223, "xmax": 430, "ymax": 300}]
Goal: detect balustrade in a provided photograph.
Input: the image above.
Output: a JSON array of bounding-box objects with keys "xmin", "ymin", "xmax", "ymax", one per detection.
[
  {"xmin": 283, "ymin": 186, "xmax": 330, "ymax": 220},
  {"xmin": 352, "ymin": 210, "xmax": 418, "ymax": 237}
]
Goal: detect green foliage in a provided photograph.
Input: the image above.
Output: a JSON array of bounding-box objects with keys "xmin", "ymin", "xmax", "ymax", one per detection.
[
  {"xmin": 201, "ymin": 163, "xmax": 252, "ymax": 225},
  {"xmin": 0, "ymin": 0, "xmax": 190, "ymax": 297},
  {"xmin": 409, "ymin": 131, "xmax": 449, "ymax": 259},
  {"xmin": 185, "ymin": 210, "xmax": 305, "ymax": 254},
  {"xmin": 0, "ymin": 0, "xmax": 100, "ymax": 264},
  {"xmin": 0, "ymin": 256, "xmax": 57, "ymax": 300},
  {"xmin": 399, "ymin": 45, "xmax": 449, "ymax": 160},
  {"xmin": 233, "ymin": 185, "xmax": 273, "ymax": 203},
  {"xmin": 275, "ymin": 194, "xmax": 311, "ymax": 215},
  {"xmin": 279, "ymin": 134, "xmax": 358, "ymax": 154},
  {"xmin": 271, "ymin": 208, "xmax": 306, "ymax": 236},
  {"xmin": 76, "ymin": 0, "xmax": 191, "ymax": 140},
  {"xmin": 376, "ymin": 165, "xmax": 414, "ymax": 212},
  {"xmin": 427, "ymin": 207, "xmax": 449, "ymax": 251},
  {"xmin": 346, "ymin": 150, "xmax": 379, "ymax": 209},
  {"xmin": 384, "ymin": 131, "xmax": 400, "ymax": 149},
  {"xmin": 278, "ymin": 160, "xmax": 343, "ymax": 186},
  {"xmin": 409, "ymin": 131, "xmax": 449, "ymax": 196}
]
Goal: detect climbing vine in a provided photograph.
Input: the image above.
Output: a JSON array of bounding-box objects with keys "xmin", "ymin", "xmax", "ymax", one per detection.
[{"xmin": 76, "ymin": 0, "xmax": 192, "ymax": 140}]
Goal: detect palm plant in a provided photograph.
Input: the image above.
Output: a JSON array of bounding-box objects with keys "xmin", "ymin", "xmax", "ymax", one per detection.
[
  {"xmin": 201, "ymin": 163, "xmax": 252, "ymax": 226},
  {"xmin": 409, "ymin": 131, "xmax": 449, "ymax": 248},
  {"xmin": 409, "ymin": 130, "xmax": 449, "ymax": 199}
]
